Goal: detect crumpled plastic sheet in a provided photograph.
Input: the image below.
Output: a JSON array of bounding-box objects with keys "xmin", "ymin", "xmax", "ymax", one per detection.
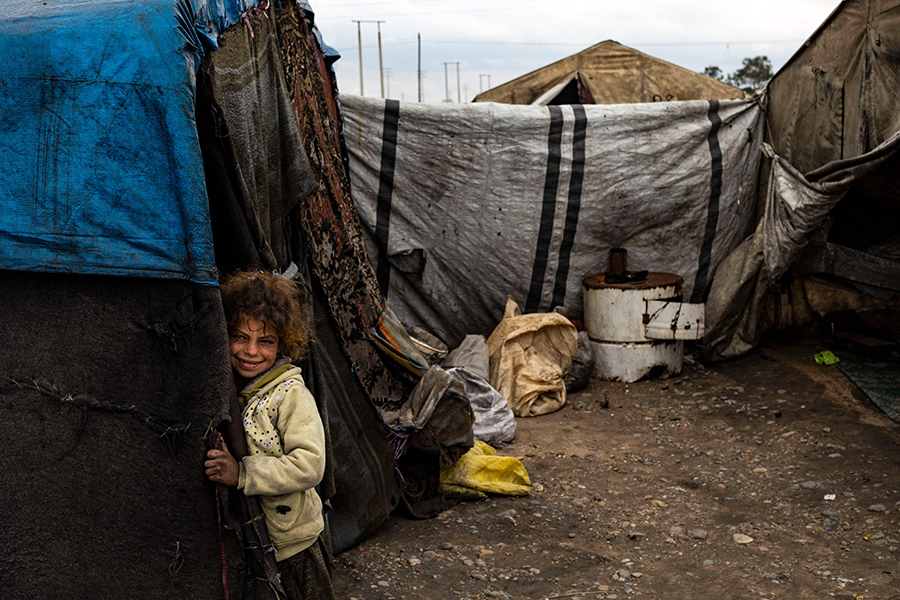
[{"xmin": 445, "ymin": 366, "xmax": 516, "ymax": 448}]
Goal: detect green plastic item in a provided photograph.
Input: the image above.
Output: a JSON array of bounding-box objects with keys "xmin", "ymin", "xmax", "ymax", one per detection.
[{"xmin": 814, "ymin": 351, "xmax": 840, "ymax": 365}]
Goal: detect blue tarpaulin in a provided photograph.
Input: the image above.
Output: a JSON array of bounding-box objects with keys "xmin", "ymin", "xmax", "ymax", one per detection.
[{"xmin": 0, "ymin": 0, "xmax": 262, "ymax": 284}]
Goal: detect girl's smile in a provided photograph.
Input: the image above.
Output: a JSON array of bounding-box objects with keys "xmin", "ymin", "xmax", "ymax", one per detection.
[{"xmin": 230, "ymin": 317, "xmax": 279, "ymax": 379}]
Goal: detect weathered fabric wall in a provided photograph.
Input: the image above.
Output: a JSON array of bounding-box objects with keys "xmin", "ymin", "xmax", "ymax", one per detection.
[
  {"xmin": 204, "ymin": 6, "xmax": 318, "ymax": 273},
  {"xmin": 767, "ymin": 0, "xmax": 900, "ymax": 170},
  {"xmin": 342, "ymin": 95, "xmax": 764, "ymax": 348},
  {"xmin": 308, "ymin": 285, "xmax": 402, "ymax": 554},
  {"xmin": 276, "ymin": 4, "xmax": 414, "ymax": 412},
  {"xmin": 0, "ymin": 271, "xmax": 237, "ymax": 599},
  {"xmin": 704, "ymin": 0, "xmax": 900, "ymax": 360},
  {"xmin": 704, "ymin": 133, "xmax": 900, "ymax": 360}
]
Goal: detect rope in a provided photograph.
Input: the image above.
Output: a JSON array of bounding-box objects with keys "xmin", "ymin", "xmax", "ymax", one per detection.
[{"xmin": 214, "ymin": 434, "xmax": 230, "ymax": 600}]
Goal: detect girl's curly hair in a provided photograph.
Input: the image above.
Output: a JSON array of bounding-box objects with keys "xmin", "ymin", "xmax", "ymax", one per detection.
[{"xmin": 220, "ymin": 270, "xmax": 309, "ymax": 360}]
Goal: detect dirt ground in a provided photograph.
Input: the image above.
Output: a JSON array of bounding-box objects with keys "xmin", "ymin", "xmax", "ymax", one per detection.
[{"xmin": 332, "ymin": 335, "xmax": 900, "ymax": 600}]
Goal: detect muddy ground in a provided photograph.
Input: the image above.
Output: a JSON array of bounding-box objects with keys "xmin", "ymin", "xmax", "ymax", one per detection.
[{"xmin": 333, "ymin": 336, "xmax": 900, "ymax": 600}]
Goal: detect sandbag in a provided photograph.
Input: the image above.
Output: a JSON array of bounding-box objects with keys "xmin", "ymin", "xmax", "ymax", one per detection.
[
  {"xmin": 440, "ymin": 441, "xmax": 531, "ymax": 497},
  {"xmin": 565, "ymin": 331, "xmax": 595, "ymax": 393},
  {"xmin": 487, "ymin": 297, "xmax": 578, "ymax": 417},
  {"xmin": 446, "ymin": 367, "xmax": 516, "ymax": 447}
]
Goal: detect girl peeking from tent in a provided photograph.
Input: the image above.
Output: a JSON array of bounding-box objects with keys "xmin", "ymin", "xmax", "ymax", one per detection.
[{"xmin": 205, "ymin": 271, "xmax": 335, "ymax": 599}]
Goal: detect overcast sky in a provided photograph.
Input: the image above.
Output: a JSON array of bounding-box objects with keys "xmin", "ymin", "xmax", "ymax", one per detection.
[{"xmin": 310, "ymin": 0, "xmax": 840, "ymax": 103}]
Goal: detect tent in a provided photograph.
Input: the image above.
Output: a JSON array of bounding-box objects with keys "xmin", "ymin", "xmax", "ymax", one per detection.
[
  {"xmin": 473, "ymin": 40, "xmax": 744, "ymax": 105},
  {"xmin": 0, "ymin": 1, "xmax": 465, "ymax": 597},
  {"xmin": 703, "ymin": 0, "xmax": 900, "ymax": 359}
]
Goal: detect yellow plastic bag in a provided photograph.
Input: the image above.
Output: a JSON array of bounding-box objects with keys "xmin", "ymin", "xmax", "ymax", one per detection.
[{"xmin": 440, "ymin": 441, "xmax": 532, "ymax": 497}]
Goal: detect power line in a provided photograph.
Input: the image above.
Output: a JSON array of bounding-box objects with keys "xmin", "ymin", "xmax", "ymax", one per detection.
[
  {"xmin": 326, "ymin": 0, "xmax": 674, "ymax": 7},
  {"xmin": 350, "ymin": 37, "xmax": 806, "ymax": 50},
  {"xmin": 352, "ymin": 20, "xmax": 386, "ymax": 96},
  {"xmin": 320, "ymin": 1, "xmax": 780, "ymax": 21}
]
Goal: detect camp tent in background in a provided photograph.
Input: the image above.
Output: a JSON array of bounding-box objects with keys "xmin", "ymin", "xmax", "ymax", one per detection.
[{"xmin": 473, "ymin": 40, "xmax": 744, "ymax": 105}]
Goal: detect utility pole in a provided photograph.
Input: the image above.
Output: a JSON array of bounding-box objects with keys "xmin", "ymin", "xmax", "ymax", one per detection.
[
  {"xmin": 385, "ymin": 68, "xmax": 393, "ymax": 99},
  {"xmin": 417, "ymin": 33, "xmax": 422, "ymax": 102},
  {"xmin": 455, "ymin": 61, "xmax": 461, "ymax": 103},
  {"xmin": 351, "ymin": 20, "xmax": 385, "ymax": 97},
  {"xmin": 442, "ymin": 62, "xmax": 451, "ymax": 102},
  {"xmin": 376, "ymin": 21, "xmax": 386, "ymax": 99},
  {"xmin": 479, "ymin": 74, "xmax": 492, "ymax": 92},
  {"xmin": 352, "ymin": 20, "xmax": 364, "ymax": 95}
]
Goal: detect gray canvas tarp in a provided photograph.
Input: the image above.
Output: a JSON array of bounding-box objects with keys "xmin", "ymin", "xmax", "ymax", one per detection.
[
  {"xmin": 340, "ymin": 95, "xmax": 764, "ymax": 347},
  {"xmin": 762, "ymin": 134, "xmax": 900, "ymax": 283}
]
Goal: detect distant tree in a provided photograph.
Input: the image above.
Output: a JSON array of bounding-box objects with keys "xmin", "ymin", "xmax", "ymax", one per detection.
[
  {"xmin": 703, "ymin": 65, "xmax": 724, "ymax": 82},
  {"xmin": 728, "ymin": 56, "xmax": 773, "ymax": 94}
]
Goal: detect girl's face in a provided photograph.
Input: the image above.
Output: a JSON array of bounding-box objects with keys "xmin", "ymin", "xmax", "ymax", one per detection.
[{"xmin": 230, "ymin": 316, "xmax": 279, "ymax": 379}]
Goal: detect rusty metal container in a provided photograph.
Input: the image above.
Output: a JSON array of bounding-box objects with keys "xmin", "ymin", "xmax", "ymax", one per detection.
[{"xmin": 582, "ymin": 252, "xmax": 704, "ymax": 382}]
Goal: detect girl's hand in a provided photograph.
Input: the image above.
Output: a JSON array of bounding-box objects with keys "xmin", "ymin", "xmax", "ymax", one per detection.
[{"xmin": 205, "ymin": 441, "xmax": 239, "ymax": 486}]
